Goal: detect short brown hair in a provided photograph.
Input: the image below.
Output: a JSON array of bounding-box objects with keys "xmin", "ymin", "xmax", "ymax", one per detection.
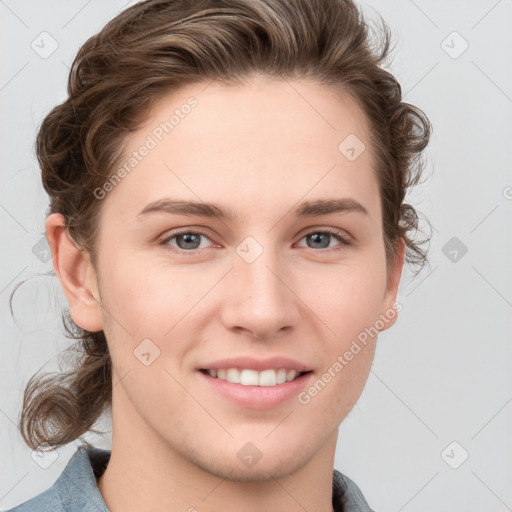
[{"xmin": 18, "ymin": 0, "xmax": 431, "ymax": 450}]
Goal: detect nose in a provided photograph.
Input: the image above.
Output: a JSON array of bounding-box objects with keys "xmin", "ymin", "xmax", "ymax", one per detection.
[{"xmin": 220, "ymin": 245, "xmax": 300, "ymax": 340}]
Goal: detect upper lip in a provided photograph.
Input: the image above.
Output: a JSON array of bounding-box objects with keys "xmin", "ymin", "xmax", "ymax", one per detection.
[{"xmin": 199, "ymin": 356, "xmax": 311, "ymax": 372}]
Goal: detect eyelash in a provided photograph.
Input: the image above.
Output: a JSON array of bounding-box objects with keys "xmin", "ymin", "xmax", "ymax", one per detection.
[{"xmin": 158, "ymin": 228, "xmax": 352, "ymax": 255}]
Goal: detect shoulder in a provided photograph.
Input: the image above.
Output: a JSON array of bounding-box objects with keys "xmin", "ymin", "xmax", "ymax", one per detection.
[
  {"xmin": 5, "ymin": 445, "xmax": 111, "ymax": 512},
  {"xmin": 332, "ymin": 469, "xmax": 376, "ymax": 512}
]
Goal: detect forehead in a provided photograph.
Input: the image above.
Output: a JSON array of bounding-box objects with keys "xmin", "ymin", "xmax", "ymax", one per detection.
[{"xmin": 100, "ymin": 77, "xmax": 380, "ymax": 225}]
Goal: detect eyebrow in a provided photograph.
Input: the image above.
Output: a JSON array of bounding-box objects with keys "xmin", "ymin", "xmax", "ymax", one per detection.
[{"xmin": 136, "ymin": 197, "xmax": 369, "ymax": 220}]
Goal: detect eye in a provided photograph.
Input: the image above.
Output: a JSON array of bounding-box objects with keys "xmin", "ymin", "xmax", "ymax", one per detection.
[
  {"xmin": 158, "ymin": 227, "xmax": 351, "ymax": 255},
  {"xmin": 159, "ymin": 230, "xmax": 215, "ymax": 253},
  {"xmin": 297, "ymin": 228, "xmax": 352, "ymax": 252}
]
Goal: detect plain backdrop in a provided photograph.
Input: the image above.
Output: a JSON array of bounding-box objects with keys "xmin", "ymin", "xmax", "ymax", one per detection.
[{"xmin": 1, "ymin": 1, "xmax": 511, "ymax": 510}]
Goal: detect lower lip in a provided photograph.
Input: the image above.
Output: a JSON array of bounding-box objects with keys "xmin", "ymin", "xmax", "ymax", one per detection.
[{"xmin": 197, "ymin": 370, "xmax": 313, "ymax": 409}]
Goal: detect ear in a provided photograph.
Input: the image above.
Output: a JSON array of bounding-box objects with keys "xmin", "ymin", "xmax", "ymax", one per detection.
[
  {"xmin": 46, "ymin": 212, "xmax": 104, "ymax": 332},
  {"xmin": 378, "ymin": 237, "xmax": 406, "ymax": 332}
]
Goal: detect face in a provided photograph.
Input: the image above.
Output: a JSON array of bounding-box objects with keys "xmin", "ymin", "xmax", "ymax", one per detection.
[{"xmin": 84, "ymin": 77, "xmax": 402, "ymax": 481}]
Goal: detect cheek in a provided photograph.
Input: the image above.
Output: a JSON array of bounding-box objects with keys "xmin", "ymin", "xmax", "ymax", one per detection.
[
  {"xmin": 298, "ymin": 280, "xmax": 381, "ymax": 421},
  {"xmin": 96, "ymin": 251, "xmax": 219, "ymax": 382},
  {"xmin": 302, "ymin": 257, "xmax": 387, "ymax": 394},
  {"xmin": 308, "ymin": 257, "xmax": 388, "ymax": 339},
  {"xmin": 98, "ymin": 250, "xmax": 209, "ymax": 337}
]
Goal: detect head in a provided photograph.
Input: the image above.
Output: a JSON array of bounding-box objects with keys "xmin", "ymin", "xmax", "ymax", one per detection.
[{"xmin": 20, "ymin": 0, "xmax": 430, "ymax": 481}]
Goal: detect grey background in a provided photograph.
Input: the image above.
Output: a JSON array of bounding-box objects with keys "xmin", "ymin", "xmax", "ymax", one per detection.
[{"xmin": 1, "ymin": 1, "xmax": 511, "ymax": 510}]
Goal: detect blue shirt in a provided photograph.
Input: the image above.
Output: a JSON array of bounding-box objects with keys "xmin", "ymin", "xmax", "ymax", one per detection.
[{"xmin": 6, "ymin": 445, "xmax": 374, "ymax": 511}]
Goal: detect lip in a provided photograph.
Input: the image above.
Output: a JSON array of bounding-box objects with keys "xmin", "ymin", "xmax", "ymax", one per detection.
[
  {"xmin": 197, "ymin": 356, "xmax": 314, "ymax": 409},
  {"xmin": 198, "ymin": 370, "xmax": 314, "ymax": 409},
  {"xmin": 198, "ymin": 370, "xmax": 313, "ymax": 409},
  {"xmin": 199, "ymin": 356, "xmax": 311, "ymax": 372}
]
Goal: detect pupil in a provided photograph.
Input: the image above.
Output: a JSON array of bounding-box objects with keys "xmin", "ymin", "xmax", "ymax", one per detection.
[
  {"xmin": 309, "ymin": 233, "xmax": 329, "ymax": 249},
  {"xmin": 178, "ymin": 233, "xmax": 200, "ymax": 249}
]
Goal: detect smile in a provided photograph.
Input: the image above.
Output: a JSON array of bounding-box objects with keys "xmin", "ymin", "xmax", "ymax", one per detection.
[{"xmin": 201, "ymin": 368, "xmax": 310, "ymax": 386}]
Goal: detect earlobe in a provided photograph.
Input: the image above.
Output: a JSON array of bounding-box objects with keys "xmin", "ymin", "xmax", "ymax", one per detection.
[{"xmin": 45, "ymin": 212, "xmax": 104, "ymax": 332}]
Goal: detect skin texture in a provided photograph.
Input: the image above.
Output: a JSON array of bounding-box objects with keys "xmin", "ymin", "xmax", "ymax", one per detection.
[{"xmin": 47, "ymin": 76, "xmax": 405, "ymax": 512}]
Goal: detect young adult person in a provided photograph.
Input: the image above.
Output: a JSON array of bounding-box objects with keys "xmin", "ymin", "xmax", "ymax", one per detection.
[{"xmin": 8, "ymin": 0, "xmax": 431, "ymax": 510}]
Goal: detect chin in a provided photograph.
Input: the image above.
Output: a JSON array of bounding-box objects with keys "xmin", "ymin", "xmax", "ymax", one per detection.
[
  {"xmin": 175, "ymin": 436, "xmax": 313, "ymax": 483},
  {"xmin": 196, "ymin": 452, "xmax": 312, "ymax": 483}
]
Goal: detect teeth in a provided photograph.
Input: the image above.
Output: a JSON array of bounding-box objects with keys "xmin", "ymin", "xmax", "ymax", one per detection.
[
  {"xmin": 240, "ymin": 369, "xmax": 258, "ymax": 385},
  {"xmin": 286, "ymin": 369, "xmax": 297, "ymax": 381},
  {"xmin": 208, "ymin": 368, "xmax": 303, "ymax": 386},
  {"xmin": 258, "ymin": 369, "xmax": 276, "ymax": 387},
  {"xmin": 226, "ymin": 368, "xmax": 240, "ymax": 384}
]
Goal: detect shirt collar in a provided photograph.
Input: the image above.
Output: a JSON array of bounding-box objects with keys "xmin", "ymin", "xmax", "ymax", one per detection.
[{"xmin": 51, "ymin": 445, "xmax": 110, "ymax": 512}]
